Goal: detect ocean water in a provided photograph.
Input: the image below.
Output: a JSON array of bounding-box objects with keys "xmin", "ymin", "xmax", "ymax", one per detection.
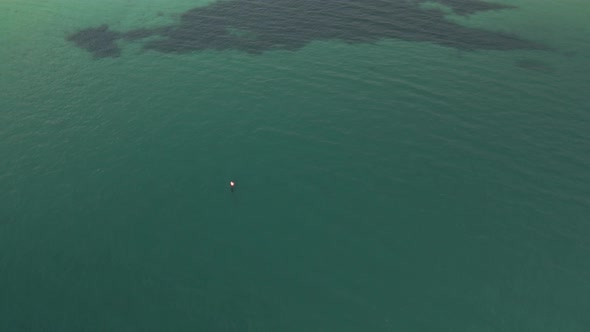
[{"xmin": 1, "ymin": 0, "xmax": 589, "ymax": 331}]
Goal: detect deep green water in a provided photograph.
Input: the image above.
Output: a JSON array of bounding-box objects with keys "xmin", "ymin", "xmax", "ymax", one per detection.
[{"xmin": 1, "ymin": 0, "xmax": 590, "ymax": 331}]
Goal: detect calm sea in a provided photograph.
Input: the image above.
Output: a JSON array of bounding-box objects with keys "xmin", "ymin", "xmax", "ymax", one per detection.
[{"xmin": 1, "ymin": 0, "xmax": 589, "ymax": 330}]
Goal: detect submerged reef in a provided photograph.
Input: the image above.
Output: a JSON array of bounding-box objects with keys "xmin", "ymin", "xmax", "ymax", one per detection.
[{"xmin": 67, "ymin": 0, "xmax": 547, "ymax": 58}]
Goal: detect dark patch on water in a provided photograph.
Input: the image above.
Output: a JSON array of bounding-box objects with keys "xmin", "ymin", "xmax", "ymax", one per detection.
[
  {"xmin": 67, "ymin": 24, "xmax": 122, "ymax": 58},
  {"xmin": 431, "ymin": 0, "xmax": 516, "ymax": 15},
  {"xmin": 121, "ymin": 27, "xmax": 167, "ymax": 41},
  {"xmin": 67, "ymin": 0, "xmax": 547, "ymax": 58}
]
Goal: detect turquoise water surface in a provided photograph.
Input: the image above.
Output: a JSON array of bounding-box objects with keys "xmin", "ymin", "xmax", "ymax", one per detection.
[{"xmin": 1, "ymin": 0, "xmax": 589, "ymax": 330}]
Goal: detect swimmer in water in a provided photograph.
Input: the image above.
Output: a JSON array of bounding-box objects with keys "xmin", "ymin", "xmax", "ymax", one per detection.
[{"xmin": 230, "ymin": 181, "xmax": 235, "ymax": 192}]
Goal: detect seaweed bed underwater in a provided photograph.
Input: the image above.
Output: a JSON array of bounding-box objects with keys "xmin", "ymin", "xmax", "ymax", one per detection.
[{"xmin": 66, "ymin": 0, "xmax": 548, "ymax": 58}]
